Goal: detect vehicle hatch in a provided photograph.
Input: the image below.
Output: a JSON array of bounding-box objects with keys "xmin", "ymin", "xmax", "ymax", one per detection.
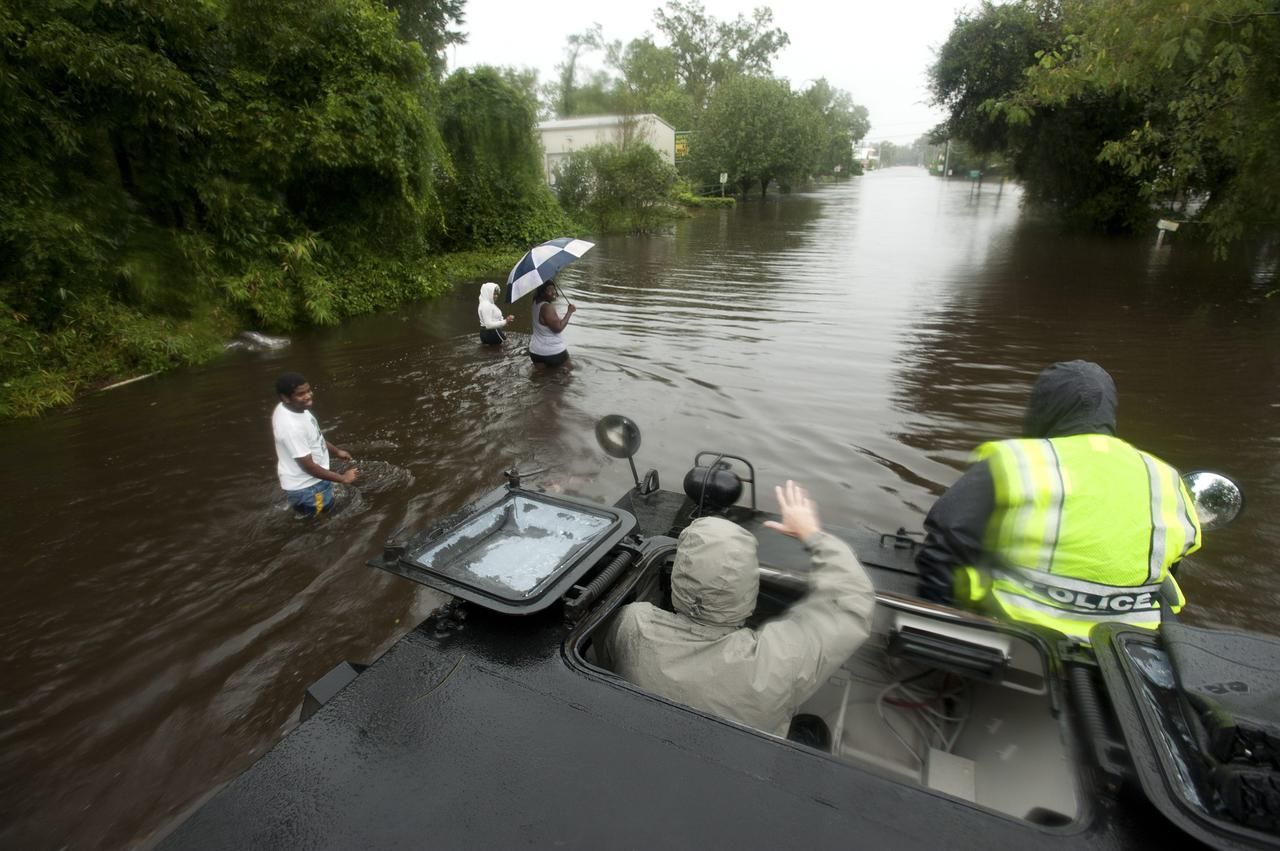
[{"xmin": 369, "ymin": 485, "xmax": 636, "ymax": 614}]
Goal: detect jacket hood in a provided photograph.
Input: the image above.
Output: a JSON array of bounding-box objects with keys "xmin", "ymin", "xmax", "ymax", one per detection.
[
  {"xmin": 479, "ymin": 282, "xmax": 499, "ymax": 305},
  {"xmin": 670, "ymin": 517, "xmax": 759, "ymax": 627},
  {"xmin": 1022, "ymin": 360, "xmax": 1117, "ymax": 438}
]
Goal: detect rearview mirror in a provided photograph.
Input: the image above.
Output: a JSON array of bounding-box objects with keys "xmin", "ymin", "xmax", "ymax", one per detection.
[
  {"xmin": 595, "ymin": 414, "xmax": 642, "ymax": 460},
  {"xmin": 1183, "ymin": 471, "xmax": 1244, "ymax": 531},
  {"xmin": 594, "ymin": 415, "xmax": 659, "ymax": 495}
]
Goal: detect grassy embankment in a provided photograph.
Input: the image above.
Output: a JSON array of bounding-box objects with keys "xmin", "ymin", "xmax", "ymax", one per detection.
[{"xmin": 0, "ymin": 248, "xmax": 521, "ymax": 419}]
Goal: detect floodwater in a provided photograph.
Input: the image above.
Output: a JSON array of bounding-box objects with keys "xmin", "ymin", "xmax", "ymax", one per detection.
[{"xmin": 2, "ymin": 168, "xmax": 1277, "ymax": 848}]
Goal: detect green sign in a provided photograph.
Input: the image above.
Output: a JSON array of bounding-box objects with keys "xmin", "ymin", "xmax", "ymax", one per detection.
[
  {"xmin": 674, "ymin": 131, "xmax": 691, "ymax": 162},
  {"xmin": 968, "ymin": 169, "xmax": 981, "ymax": 179}
]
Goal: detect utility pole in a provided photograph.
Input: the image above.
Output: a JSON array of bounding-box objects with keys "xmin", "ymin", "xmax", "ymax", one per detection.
[{"xmin": 942, "ymin": 139, "xmax": 951, "ymax": 179}]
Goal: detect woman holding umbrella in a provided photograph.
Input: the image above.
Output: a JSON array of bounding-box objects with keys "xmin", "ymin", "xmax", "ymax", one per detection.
[
  {"xmin": 529, "ymin": 280, "xmax": 575, "ymax": 367},
  {"xmin": 507, "ymin": 237, "xmax": 594, "ymax": 368}
]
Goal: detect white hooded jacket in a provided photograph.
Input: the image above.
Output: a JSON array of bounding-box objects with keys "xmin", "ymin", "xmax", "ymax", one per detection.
[
  {"xmin": 478, "ymin": 282, "xmax": 507, "ymax": 330},
  {"xmin": 604, "ymin": 517, "xmax": 875, "ymax": 736}
]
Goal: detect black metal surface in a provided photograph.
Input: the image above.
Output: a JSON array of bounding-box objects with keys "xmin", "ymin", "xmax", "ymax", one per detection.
[
  {"xmin": 300, "ymin": 662, "xmax": 365, "ymax": 723},
  {"xmin": 162, "ymin": 574, "xmax": 1156, "ymax": 851},
  {"xmin": 1163, "ymin": 624, "xmax": 1280, "ymax": 748},
  {"xmin": 156, "ymin": 489, "xmax": 1198, "ymax": 849}
]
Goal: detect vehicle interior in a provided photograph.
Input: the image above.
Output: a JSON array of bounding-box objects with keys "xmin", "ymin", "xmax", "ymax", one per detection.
[{"xmin": 577, "ymin": 547, "xmax": 1081, "ymax": 827}]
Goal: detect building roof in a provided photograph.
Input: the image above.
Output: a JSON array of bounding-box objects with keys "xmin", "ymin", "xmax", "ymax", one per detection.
[{"xmin": 537, "ymin": 113, "xmax": 675, "ymax": 133}]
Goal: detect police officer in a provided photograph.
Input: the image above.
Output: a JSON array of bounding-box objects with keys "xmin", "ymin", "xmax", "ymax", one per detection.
[{"xmin": 916, "ymin": 360, "xmax": 1201, "ymax": 643}]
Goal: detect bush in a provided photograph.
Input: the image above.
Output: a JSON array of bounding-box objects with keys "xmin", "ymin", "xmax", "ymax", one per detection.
[
  {"xmin": 553, "ymin": 144, "xmax": 680, "ymax": 232},
  {"xmin": 676, "ymin": 193, "xmax": 736, "ymax": 208}
]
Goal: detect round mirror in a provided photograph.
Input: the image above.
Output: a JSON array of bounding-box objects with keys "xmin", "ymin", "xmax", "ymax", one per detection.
[
  {"xmin": 595, "ymin": 414, "xmax": 642, "ymax": 460},
  {"xmin": 1183, "ymin": 471, "xmax": 1244, "ymax": 531}
]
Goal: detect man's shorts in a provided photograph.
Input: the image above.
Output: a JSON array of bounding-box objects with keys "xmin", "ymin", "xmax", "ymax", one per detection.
[{"xmin": 285, "ymin": 480, "xmax": 334, "ymax": 516}]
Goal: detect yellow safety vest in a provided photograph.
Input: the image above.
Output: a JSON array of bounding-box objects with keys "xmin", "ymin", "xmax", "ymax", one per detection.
[{"xmin": 954, "ymin": 434, "xmax": 1201, "ymax": 643}]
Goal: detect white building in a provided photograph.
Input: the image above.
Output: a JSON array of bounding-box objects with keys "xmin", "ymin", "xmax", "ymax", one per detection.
[{"xmin": 537, "ymin": 114, "xmax": 677, "ymax": 184}]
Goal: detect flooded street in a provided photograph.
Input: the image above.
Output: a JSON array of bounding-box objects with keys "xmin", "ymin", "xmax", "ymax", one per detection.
[{"xmin": 2, "ymin": 167, "xmax": 1278, "ymax": 848}]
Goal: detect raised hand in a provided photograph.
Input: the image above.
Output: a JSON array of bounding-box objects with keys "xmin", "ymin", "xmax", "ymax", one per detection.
[{"xmin": 763, "ymin": 480, "xmax": 822, "ymax": 540}]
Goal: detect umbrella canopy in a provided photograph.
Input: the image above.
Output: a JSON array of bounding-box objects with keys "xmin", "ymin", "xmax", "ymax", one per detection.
[{"xmin": 506, "ymin": 237, "xmax": 594, "ymax": 302}]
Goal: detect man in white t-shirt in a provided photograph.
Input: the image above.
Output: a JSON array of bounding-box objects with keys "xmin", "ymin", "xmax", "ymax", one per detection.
[{"xmin": 272, "ymin": 372, "xmax": 358, "ymax": 516}]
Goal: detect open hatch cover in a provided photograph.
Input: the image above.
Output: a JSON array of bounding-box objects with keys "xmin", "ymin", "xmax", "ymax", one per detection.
[
  {"xmin": 1092, "ymin": 623, "xmax": 1280, "ymax": 848},
  {"xmin": 371, "ymin": 486, "xmax": 635, "ymax": 614}
]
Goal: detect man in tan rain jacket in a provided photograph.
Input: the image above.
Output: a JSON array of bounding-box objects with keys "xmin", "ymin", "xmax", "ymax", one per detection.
[{"xmin": 605, "ymin": 481, "xmax": 876, "ymax": 737}]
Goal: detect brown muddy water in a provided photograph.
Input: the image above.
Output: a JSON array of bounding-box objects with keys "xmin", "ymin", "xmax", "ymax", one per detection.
[{"xmin": 2, "ymin": 168, "xmax": 1278, "ymax": 848}]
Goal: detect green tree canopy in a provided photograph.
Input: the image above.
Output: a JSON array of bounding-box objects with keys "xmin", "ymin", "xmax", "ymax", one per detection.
[
  {"xmin": 801, "ymin": 78, "xmax": 871, "ymax": 176},
  {"xmin": 607, "ymin": 36, "xmax": 695, "ymax": 130},
  {"xmin": 654, "ymin": 0, "xmax": 789, "ymax": 114},
  {"xmin": 1023, "ymin": 0, "xmax": 1280, "ymax": 251},
  {"xmin": 690, "ymin": 75, "xmax": 818, "ymax": 197},
  {"xmin": 379, "ymin": 0, "xmax": 465, "ymax": 78},
  {"xmin": 929, "ymin": 0, "xmax": 1151, "ymax": 232},
  {"xmin": 928, "ymin": 0, "xmax": 1056, "ymax": 154},
  {"xmin": 930, "ymin": 0, "xmax": 1280, "ymax": 249}
]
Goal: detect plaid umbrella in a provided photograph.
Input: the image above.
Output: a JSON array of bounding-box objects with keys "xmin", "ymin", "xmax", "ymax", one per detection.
[{"xmin": 505, "ymin": 237, "xmax": 595, "ymax": 303}]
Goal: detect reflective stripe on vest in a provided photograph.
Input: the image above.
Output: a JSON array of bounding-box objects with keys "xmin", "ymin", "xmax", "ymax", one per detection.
[{"xmin": 973, "ymin": 435, "xmax": 1201, "ymax": 641}]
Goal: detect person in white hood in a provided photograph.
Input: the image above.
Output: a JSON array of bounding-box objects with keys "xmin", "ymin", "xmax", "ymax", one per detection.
[
  {"xmin": 477, "ymin": 282, "xmax": 514, "ymax": 345},
  {"xmin": 604, "ymin": 481, "xmax": 876, "ymax": 738}
]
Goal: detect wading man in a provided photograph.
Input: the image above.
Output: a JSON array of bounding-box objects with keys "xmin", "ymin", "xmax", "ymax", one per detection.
[
  {"xmin": 272, "ymin": 373, "xmax": 358, "ymax": 516},
  {"xmin": 916, "ymin": 360, "xmax": 1201, "ymax": 644}
]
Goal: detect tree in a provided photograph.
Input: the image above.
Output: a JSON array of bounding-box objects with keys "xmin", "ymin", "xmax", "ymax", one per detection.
[
  {"xmin": 653, "ymin": 0, "xmax": 789, "ymax": 114},
  {"xmin": 549, "ymin": 24, "xmax": 605, "ymax": 117},
  {"xmin": 929, "ymin": 0, "xmax": 1150, "ymax": 232},
  {"xmin": 1024, "ymin": 0, "xmax": 1280, "ymax": 252},
  {"xmin": 800, "ymin": 79, "xmax": 871, "ymax": 176},
  {"xmin": 436, "ymin": 67, "xmax": 571, "ymax": 248},
  {"xmin": 691, "ymin": 76, "xmax": 818, "ymax": 197},
  {"xmin": 380, "ymin": 0, "xmax": 466, "ymax": 78},
  {"xmin": 928, "ymin": 1, "xmax": 1056, "ymax": 155},
  {"xmin": 607, "ymin": 36, "xmax": 695, "ymax": 130}
]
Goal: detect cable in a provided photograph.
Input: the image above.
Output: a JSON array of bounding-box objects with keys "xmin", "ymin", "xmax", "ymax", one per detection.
[
  {"xmin": 876, "ymin": 671, "xmax": 974, "ymax": 757},
  {"xmin": 876, "ymin": 681, "xmax": 924, "ymax": 766}
]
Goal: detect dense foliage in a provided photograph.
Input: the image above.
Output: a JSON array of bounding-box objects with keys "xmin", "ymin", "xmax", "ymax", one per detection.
[
  {"xmin": 437, "ymin": 67, "xmax": 572, "ymax": 248},
  {"xmin": 1025, "ymin": 0, "xmax": 1280, "ymax": 251},
  {"xmin": 0, "ymin": 0, "xmax": 561, "ymax": 417},
  {"xmin": 689, "ymin": 76, "xmax": 813, "ymax": 197},
  {"xmin": 929, "ymin": 0, "xmax": 1280, "ymax": 249}
]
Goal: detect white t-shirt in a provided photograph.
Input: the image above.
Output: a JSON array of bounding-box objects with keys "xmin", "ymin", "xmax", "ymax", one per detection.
[{"xmin": 272, "ymin": 403, "xmax": 329, "ymax": 491}]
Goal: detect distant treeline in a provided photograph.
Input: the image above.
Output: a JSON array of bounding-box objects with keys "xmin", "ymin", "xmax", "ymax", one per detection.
[{"xmin": 536, "ymin": 2, "xmax": 873, "ymax": 197}]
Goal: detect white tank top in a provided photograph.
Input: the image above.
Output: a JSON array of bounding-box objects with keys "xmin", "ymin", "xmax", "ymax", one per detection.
[{"xmin": 529, "ymin": 300, "xmax": 566, "ymax": 356}]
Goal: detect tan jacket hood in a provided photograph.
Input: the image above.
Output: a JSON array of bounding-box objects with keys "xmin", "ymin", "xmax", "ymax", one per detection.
[{"xmin": 670, "ymin": 517, "xmax": 760, "ymax": 627}]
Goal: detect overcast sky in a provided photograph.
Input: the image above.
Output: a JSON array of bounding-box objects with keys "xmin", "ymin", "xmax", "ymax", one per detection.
[{"xmin": 449, "ymin": 0, "xmax": 976, "ymax": 144}]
